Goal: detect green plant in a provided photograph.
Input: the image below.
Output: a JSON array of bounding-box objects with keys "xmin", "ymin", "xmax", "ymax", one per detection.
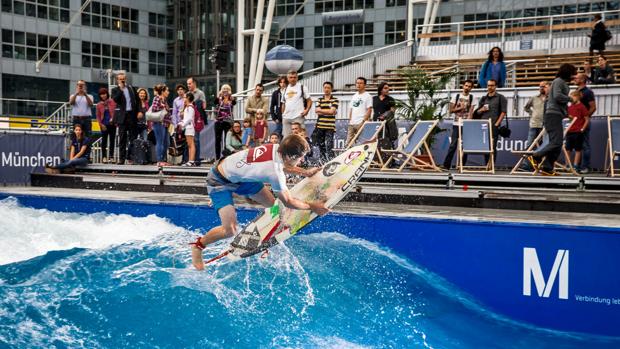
[{"xmin": 394, "ymin": 67, "xmax": 456, "ymax": 147}]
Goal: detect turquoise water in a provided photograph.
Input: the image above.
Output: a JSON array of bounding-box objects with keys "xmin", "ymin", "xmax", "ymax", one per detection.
[{"xmin": 1, "ymin": 197, "xmax": 619, "ymax": 348}]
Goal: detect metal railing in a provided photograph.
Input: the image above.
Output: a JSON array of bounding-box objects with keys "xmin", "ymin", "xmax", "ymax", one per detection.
[
  {"xmin": 44, "ymin": 102, "xmax": 72, "ymax": 131},
  {"xmin": 415, "ymin": 10, "xmax": 620, "ymax": 59},
  {"xmin": 0, "ymin": 98, "xmax": 67, "ymax": 120}
]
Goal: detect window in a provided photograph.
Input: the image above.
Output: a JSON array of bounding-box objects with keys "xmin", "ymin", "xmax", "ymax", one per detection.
[
  {"xmin": 148, "ymin": 12, "xmax": 169, "ymax": 39},
  {"xmin": 385, "ymin": 20, "xmax": 407, "ymax": 45},
  {"xmin": 276, "ymin": 0, "xmax": 304, "ymax": 16},
  {"xmin": 0, "ymin": 29, "xmax": 70, "ymax": 65},
  {"xmin": 315, "ymin": 0, "xmax": 373, "ymax": 13},
  {"xmin": 82, "ymin": 40, "xmax": 139, "ymax": 73},
  {"xmin": 276, "ymin": 27, "xmax": 304, "ymax": 50},
  {"xmin": 314, "ymin": 22, "xmax": 373, "ymax": 49},
  {"xmin": 386, "ymin": 0, "xmax": 406, "ymax": 7},
  {"xmin": 2, "ymin": 74, "xmax": 70, "ymax": 117},
  {"xmin": 148, "ymin": 50, "xmax": 170, "ymax": 77},
  {"xmin": 81, "ymin": 1, "xmax": 140, "ymax": 35},
  {"xmin": 1, "ymin": 0, "xmax": 69, "ymax": 22}
]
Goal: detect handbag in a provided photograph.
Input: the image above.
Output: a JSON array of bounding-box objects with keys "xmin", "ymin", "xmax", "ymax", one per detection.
[
  {"xmin": 145, "ymin": 105, "xmax": 167, "ymax": 122},
  {"xmin": 498, "ymin": 117, "xmax": 511, "ymax": 138}
]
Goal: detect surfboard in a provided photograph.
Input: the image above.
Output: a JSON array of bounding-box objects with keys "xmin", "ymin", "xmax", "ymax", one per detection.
[{"xmin": 216, "ymin": 141, "xmax": 377, "ymax": 262}]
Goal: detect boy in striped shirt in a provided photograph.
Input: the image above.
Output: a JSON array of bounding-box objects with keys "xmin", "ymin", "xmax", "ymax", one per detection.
[{"xmin": 312, "ymin": 81, "xmax": 339, "ymax": 163}]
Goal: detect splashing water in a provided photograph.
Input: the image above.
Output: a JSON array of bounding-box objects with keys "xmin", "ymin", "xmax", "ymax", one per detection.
[{"xmin": 0, "ymin": 198, "xmax": 618, "ymax": 348}]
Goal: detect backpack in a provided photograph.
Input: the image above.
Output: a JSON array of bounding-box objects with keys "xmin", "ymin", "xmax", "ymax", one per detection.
[
  {"xmin": 455, "ymin": 94, "xmax": 473, "ymax": 113},
  {"xmin": 605, "ymin": 29, "xmax": 613, "ymax": 42},
  {"xmin": 192, "ymin": 104, "xmax": 205, "ymax": 133}
]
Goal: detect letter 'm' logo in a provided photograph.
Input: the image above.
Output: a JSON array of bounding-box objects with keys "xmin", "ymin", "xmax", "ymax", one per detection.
[{"xmin": 523, "ymin": 248, "xmax": 569, "ymax": 300}]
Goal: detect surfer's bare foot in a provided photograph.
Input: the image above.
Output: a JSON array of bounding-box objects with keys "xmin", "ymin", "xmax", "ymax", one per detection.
[{"xmin": 191, "ymin": 245, "xmax": 205, "ymax": 270}]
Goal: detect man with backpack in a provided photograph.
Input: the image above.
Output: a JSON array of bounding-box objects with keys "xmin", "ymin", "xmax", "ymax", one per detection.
[
  {"xmin": 589, "ymin": 14, "xmax": 611, "ymax": 58},
  {"xmin": 281, "ymin": 70, "xmax": 311, "ymax": 137},
  {"xmin": 442, "ymin": 79, "xmax": 476, "ymax": 170},
  {"xmin": 187, "ymin": 77, "xmax": 207, "ymax": 165}
]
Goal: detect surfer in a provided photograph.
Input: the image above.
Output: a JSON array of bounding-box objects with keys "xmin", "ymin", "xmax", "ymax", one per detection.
[{"xmin": 191, "ymin": 134, "xmax": 329, "ymax": 270}]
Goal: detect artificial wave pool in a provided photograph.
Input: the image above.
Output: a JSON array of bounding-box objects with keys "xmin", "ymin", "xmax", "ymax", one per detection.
[{"xmin": 0, "ymin": 196, "xmax": 619, "ymax": 348}]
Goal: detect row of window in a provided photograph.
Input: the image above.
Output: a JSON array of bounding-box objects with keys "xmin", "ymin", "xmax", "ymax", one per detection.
[
  {"xmin": 1, "ymin": 0, "xmax": 70, "ymax": 22},
  {"xmin": 277, "ymin": 27, "xmax": 304, "ymax": 50},
  {"xmin": 148, "ymin": 50, "xmax": 172, "ymax": 77},
  {"xmin": 1, "ymin": 29, "xmax": 70, "ymax": 65},
  {"xmin": 81, "ymin": 1, "xmax": 140, "ymax": 34},
  {"xmin": 148, "ymin": 12, "xmax": 173, "ymax": 40},
  {"xmin": 81, "ymin": 41, "xmax": 140, "ymax": 73},
  {"xmin": 314, "ymin": 23, "xmax": 374, "ymax": 48},
  {"xmin": 314, "ymin": 0, "xmax": 374, "ymax": 13}
]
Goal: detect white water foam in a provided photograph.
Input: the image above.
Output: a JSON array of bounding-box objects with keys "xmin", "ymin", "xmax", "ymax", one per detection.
[{"xmin": 0, "ymin": 197, "xmax": 184, "ymax": 265}]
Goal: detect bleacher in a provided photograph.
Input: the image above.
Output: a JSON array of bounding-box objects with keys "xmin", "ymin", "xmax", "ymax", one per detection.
[{"xmin": 346, "ymin": 50, "xmax": 620, "ymax": 92}]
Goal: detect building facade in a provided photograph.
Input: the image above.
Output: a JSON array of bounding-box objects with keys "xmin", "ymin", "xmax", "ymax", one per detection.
[
  {"xmin": 0, "ymin": 0, "xmax": 169, "ymax": 117},
  {"xmin": 272, "ymin": 0, "xmax": 620, "ymax": 71}
]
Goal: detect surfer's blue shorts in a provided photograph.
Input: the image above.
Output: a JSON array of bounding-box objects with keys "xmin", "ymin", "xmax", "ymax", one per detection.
[{"xmin": 206, "ymin": 166, "xmax": 264, "ymax": 211}]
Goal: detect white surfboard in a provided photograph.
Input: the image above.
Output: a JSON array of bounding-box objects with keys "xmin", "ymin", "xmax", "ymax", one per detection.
[{"xmin": 214, "ymin": 142, "xmax": 377, "ymax": 262}]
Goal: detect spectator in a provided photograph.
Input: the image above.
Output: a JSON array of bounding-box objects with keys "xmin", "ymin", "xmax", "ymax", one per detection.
[
  {"xmin": 151, "ymin": 84, "xmax": 171, "ymax": 167},
  {"xmin": 269, "ymin": 132, "xmax": 280, "ymax": 144},
  {"xmin": 242, "ymin": 117, "xmax": 253, "ymax": 148},
  {"xmin": 69, "ymin": 80, "xmax": 94, "ymax": 136},
  {"xmin": 45, "ymin": 124, "xmax": 91, "ymax": 173},
  {"xmin": 346, "ymin": 77, "xmax": 373, "ymax": 146},
  {"xmin": 299, "ymin": 126, "xmax": 314, "ymax": 165},
  {"xmin": 178, "ymin": 92, "xmax": 196, "ymax": 167},
  {"xmin": 470, "ymin": 79, "xmax": 507, "ymax": 165},
  {"xmin": 291, "ymin": 121, "xmax": 302, "ymax": 136},
  {"xmin": 589, "ymin": 14, "xmax": 608, "ymax": 57},
  {"xmin": 254, "ymin": 109, "xmax": 268, "ymax": 146},
  {"xmin": 575, "ymin": 73, "xmax": 597, "ymax": 173},
  {"xmin": 442, "ymin": 79, "xmax": 476, "ymax": 169},
  {"xmin": 529, "ymin": 64, "xmax": 577, "ymax": 176},
  {"xmin": 95, "ymin": 87, "xmax": 116, "ymax": 163},
  {"xmin": 171, "ymin": 84, "xmax": 187, "ymax": 128},
  {"xmin": 582, "ymin": 59, "xmax": 594, "ymax": 83},
  {"xmin": 566, "ymin": 90, "xmax": 590, "ymax": 173},
  {"xmin": 313, "ymin": 81, "xmax": 339, "ymax": 163},
  {"xmin": 270, "ymin": 76, "xmax": 287, "ymax": 138},
  {"xmin": 281, "ymin": 70, "xmax": 311, "ymax": 137},
  {"xmin": 245, "ymin": 83, "xmax": 268, "ymax": 123},
  {"xmin": 213, "ymin": 84, "xmax": 236, "ymax": 159},
  {"xmin": 592, "ymin": 55, "xmax": 616, "ymax": 84},
  {"xmin": 187, "ymin": 77, "xmax": 206, "ymax": 165},
  {"xmin": 136, "ymin": 88, "xmax": 150, "ymax": 140},
  {"xmin": 224, "ymin": 121, "xmax": 244, "ymax": 156},
  {"xmin": 524, "ymin": 81, "xmax": 548, "ymax": 147},
  {"xmin": 111, "ymin": 73, "xmax": 139, "ymax": 165},
  {"xmin": 372, "ymin": 82, "xmax": 398, "ymax": 151},
  {"xmin": 478, "ymin": 47, "xmax": 507, "ymax": 88}
]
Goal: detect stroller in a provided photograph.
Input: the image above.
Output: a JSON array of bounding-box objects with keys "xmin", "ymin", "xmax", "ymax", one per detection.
[{"xmin": 168, "ymin": 131, "xmax": 187, "ymax": 165}]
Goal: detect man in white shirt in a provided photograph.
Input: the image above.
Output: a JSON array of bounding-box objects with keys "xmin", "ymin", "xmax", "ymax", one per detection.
[
  {"xmin": 281, "ymin": 70, "xmax": 312, "ymax": 138},
  {"xmin": 346, "ymin": 77, "xmax": 373, "ymax": 146},
  {"xmin": 190, "ymin": 135, "xmax": 328, "ymax": 270},
  {"xmin": 69, "ymin": 80, "xmax": 94, "ymax": 136},
  {"xmin": 442, "ymin": 79, "xmax": 476, "ymax": 169}
]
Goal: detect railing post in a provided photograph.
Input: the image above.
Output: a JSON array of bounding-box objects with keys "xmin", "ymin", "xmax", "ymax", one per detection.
[
  {"xmin": 548, "ymin": 17, "xmax": 554, "ymax": 55},
  {"xmin": 512, "ymin": 87, "xmax": 519, "ymax": 118},
  {"xmin": 372, "ymin": 52, "xmax": 377, "ymax": 77},
  {"xmin": 456, "ymin": 23, "xmax": 461, "ymax": 60},
  {"xmin": 501, "ymin": 20, "xmax": 506, "ymax": 51},
  {"xmin": 512, "ymin": 63, "xmax": 517, "ymax": 88}
]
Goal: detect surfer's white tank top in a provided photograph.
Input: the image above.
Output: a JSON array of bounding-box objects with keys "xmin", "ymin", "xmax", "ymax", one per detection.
[{"xmin": 219, "ymin": 143, "xmax": 289, "ymax": 192}]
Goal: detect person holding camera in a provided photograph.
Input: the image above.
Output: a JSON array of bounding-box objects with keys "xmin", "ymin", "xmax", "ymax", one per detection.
[
  {"xmin": 69, "ymin": 80, "xmax": 94, "ymax": 136},
  {"xmin": 213, "ymin": 84, "xmax": 237, "ymax": 160},
  {"xmin": 111, "ymin": 73, "xmax": 139, "ymax": 165},
  {"xmin": 470, "ymin": 79, "xmax": 507, "ymax": 165}
]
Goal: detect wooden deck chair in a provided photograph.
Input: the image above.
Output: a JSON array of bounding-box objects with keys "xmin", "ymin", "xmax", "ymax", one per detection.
[
  {"xmin": 510, "ymin": 118, "xmax": 577, "ymax": 175},
  {"xmin": 381, "ymin": 120, "xmax": 440, "ymax": 172},
  {"xmin": 606, "ymin": 116, "xmax": 620, "ymax": 177},
  {"xmin": 458, "ymin": 119, "xmax": 494, "ymax": 174},
  {"xmin": 334, "ymin": 120, "xmax": 385, "ymax": 166}
]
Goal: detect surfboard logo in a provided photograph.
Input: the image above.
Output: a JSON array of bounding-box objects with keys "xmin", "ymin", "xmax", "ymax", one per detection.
[
  {"xmin": 344, "ymin": 151, "xmax": 362, "ymax": 164},
  {"xmin": 246, "ymin": 144, "xmax": 273, "ymax": 163},
  {"xmin": 322, "ymin": 161, "xmax": 340, "ymax": 177}
]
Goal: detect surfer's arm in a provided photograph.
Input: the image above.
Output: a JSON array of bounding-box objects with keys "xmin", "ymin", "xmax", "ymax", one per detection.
[
  {"xmin": 283, "ymin": 165, "xmax": 320, "ymax": 177},
  {"xmin": 277, "ymin": 190, "xmax": 329, "ymax": 215}
]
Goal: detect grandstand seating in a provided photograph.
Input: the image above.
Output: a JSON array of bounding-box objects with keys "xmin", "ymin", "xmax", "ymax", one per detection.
[{"xmin": 345, "ymin": 50, "xmax": 620, "ymax": 91}]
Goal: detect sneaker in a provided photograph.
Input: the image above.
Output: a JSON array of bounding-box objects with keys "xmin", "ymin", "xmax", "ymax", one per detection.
[
  {"xmin": 579, "ymin": 168, "xmax": 590, "ymax": 174},
  {"xmin": 102, "ymin": 157, "xmax": 108, "ymax": 164},
  {"xmin": 181, "ymin": 161, "xmax": 195, "ymax": 167},
  {"xmin": 526, "ymin": 156, "xmax": 539, "ymax": 171}
]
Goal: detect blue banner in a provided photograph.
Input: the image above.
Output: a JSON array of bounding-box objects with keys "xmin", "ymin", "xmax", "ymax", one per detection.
[{"xmin": 0, "ymin": 132, "xmax": 65, "ymax": 185}]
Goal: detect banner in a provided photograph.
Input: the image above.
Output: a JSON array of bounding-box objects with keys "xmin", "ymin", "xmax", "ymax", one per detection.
[{"xmin": 0, "ymin": 132, "xmax": 65, "ymax": 185}]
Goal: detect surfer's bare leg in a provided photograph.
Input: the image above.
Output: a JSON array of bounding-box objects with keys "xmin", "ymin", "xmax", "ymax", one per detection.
[
  {"xmin": 191, "ymin": 205, "xmax": 238, "ymax": 270},
  {"xmin": 249, "ymin": 187, "xmax": 276, "ymax": 208}
]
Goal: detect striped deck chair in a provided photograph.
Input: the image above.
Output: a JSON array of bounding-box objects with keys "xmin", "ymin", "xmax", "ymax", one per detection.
[
  {"xmin": 380, "ymin": 120, "xmax": 439, "ymax": 172},
  {"xmin": 458, "ymin": 119, "xmax": 494, "ymax": 174}
]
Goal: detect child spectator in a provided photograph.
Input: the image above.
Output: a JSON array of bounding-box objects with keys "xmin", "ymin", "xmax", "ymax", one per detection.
[
  {"xmin": 254, "ymin": 110, "xmax": 269, "ymax": 145},
  {"xmin": 241, "ymin": 117, "xmax": 253, "ymax": 148},
  {"xmin": 269, "ymin": 132, "xmax": 280, "ymax": 144},
  {"xmin": 566, "ymin": 90, "xmax": 590, "ymax": 173},
  {"xmin": 178, "ymin": 92, "xmax": 196, "ymax": 166},
  {"xmin": 224, "ymin": 121, "xmax": 244, "ymax": 156}
]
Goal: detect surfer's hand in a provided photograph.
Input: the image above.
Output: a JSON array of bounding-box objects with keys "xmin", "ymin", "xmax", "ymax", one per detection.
[
  {"xmin": 308, "ymin": 201, "xmax": 329, "ymax": 216},
  {"xmin": 304, "ymin": 167, "xmax": 321, "ymax": 177}
]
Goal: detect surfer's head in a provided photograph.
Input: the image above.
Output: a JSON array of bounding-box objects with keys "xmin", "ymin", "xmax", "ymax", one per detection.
[{"xmin": 279, "ymin": 134, "xmax": 310, "ymax": 166}]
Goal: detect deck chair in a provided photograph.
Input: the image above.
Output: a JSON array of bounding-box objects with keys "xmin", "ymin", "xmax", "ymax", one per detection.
[
  {"xmin": 381, "ymin": 120, "xmax": 440, "ymax": 172},
  {"xmin": 511, "ymin": 118, "xmax": 577, "ymax": 175},
  {"xmin": 606, "ymin": 116, "xmax": 620, "ymax": 177},
  {"xmin": 334, "ymin": 120, "xmax": 385, "ymax": 166},
  {"xmin": 458, "ymin": 119, "xmax": 494, "ymax": 174}
]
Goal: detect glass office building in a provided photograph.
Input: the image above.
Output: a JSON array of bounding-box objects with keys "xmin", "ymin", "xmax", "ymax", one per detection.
[{"xmin": 0, "ymin": 0, "xmax": 169, "ymax": 116}]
